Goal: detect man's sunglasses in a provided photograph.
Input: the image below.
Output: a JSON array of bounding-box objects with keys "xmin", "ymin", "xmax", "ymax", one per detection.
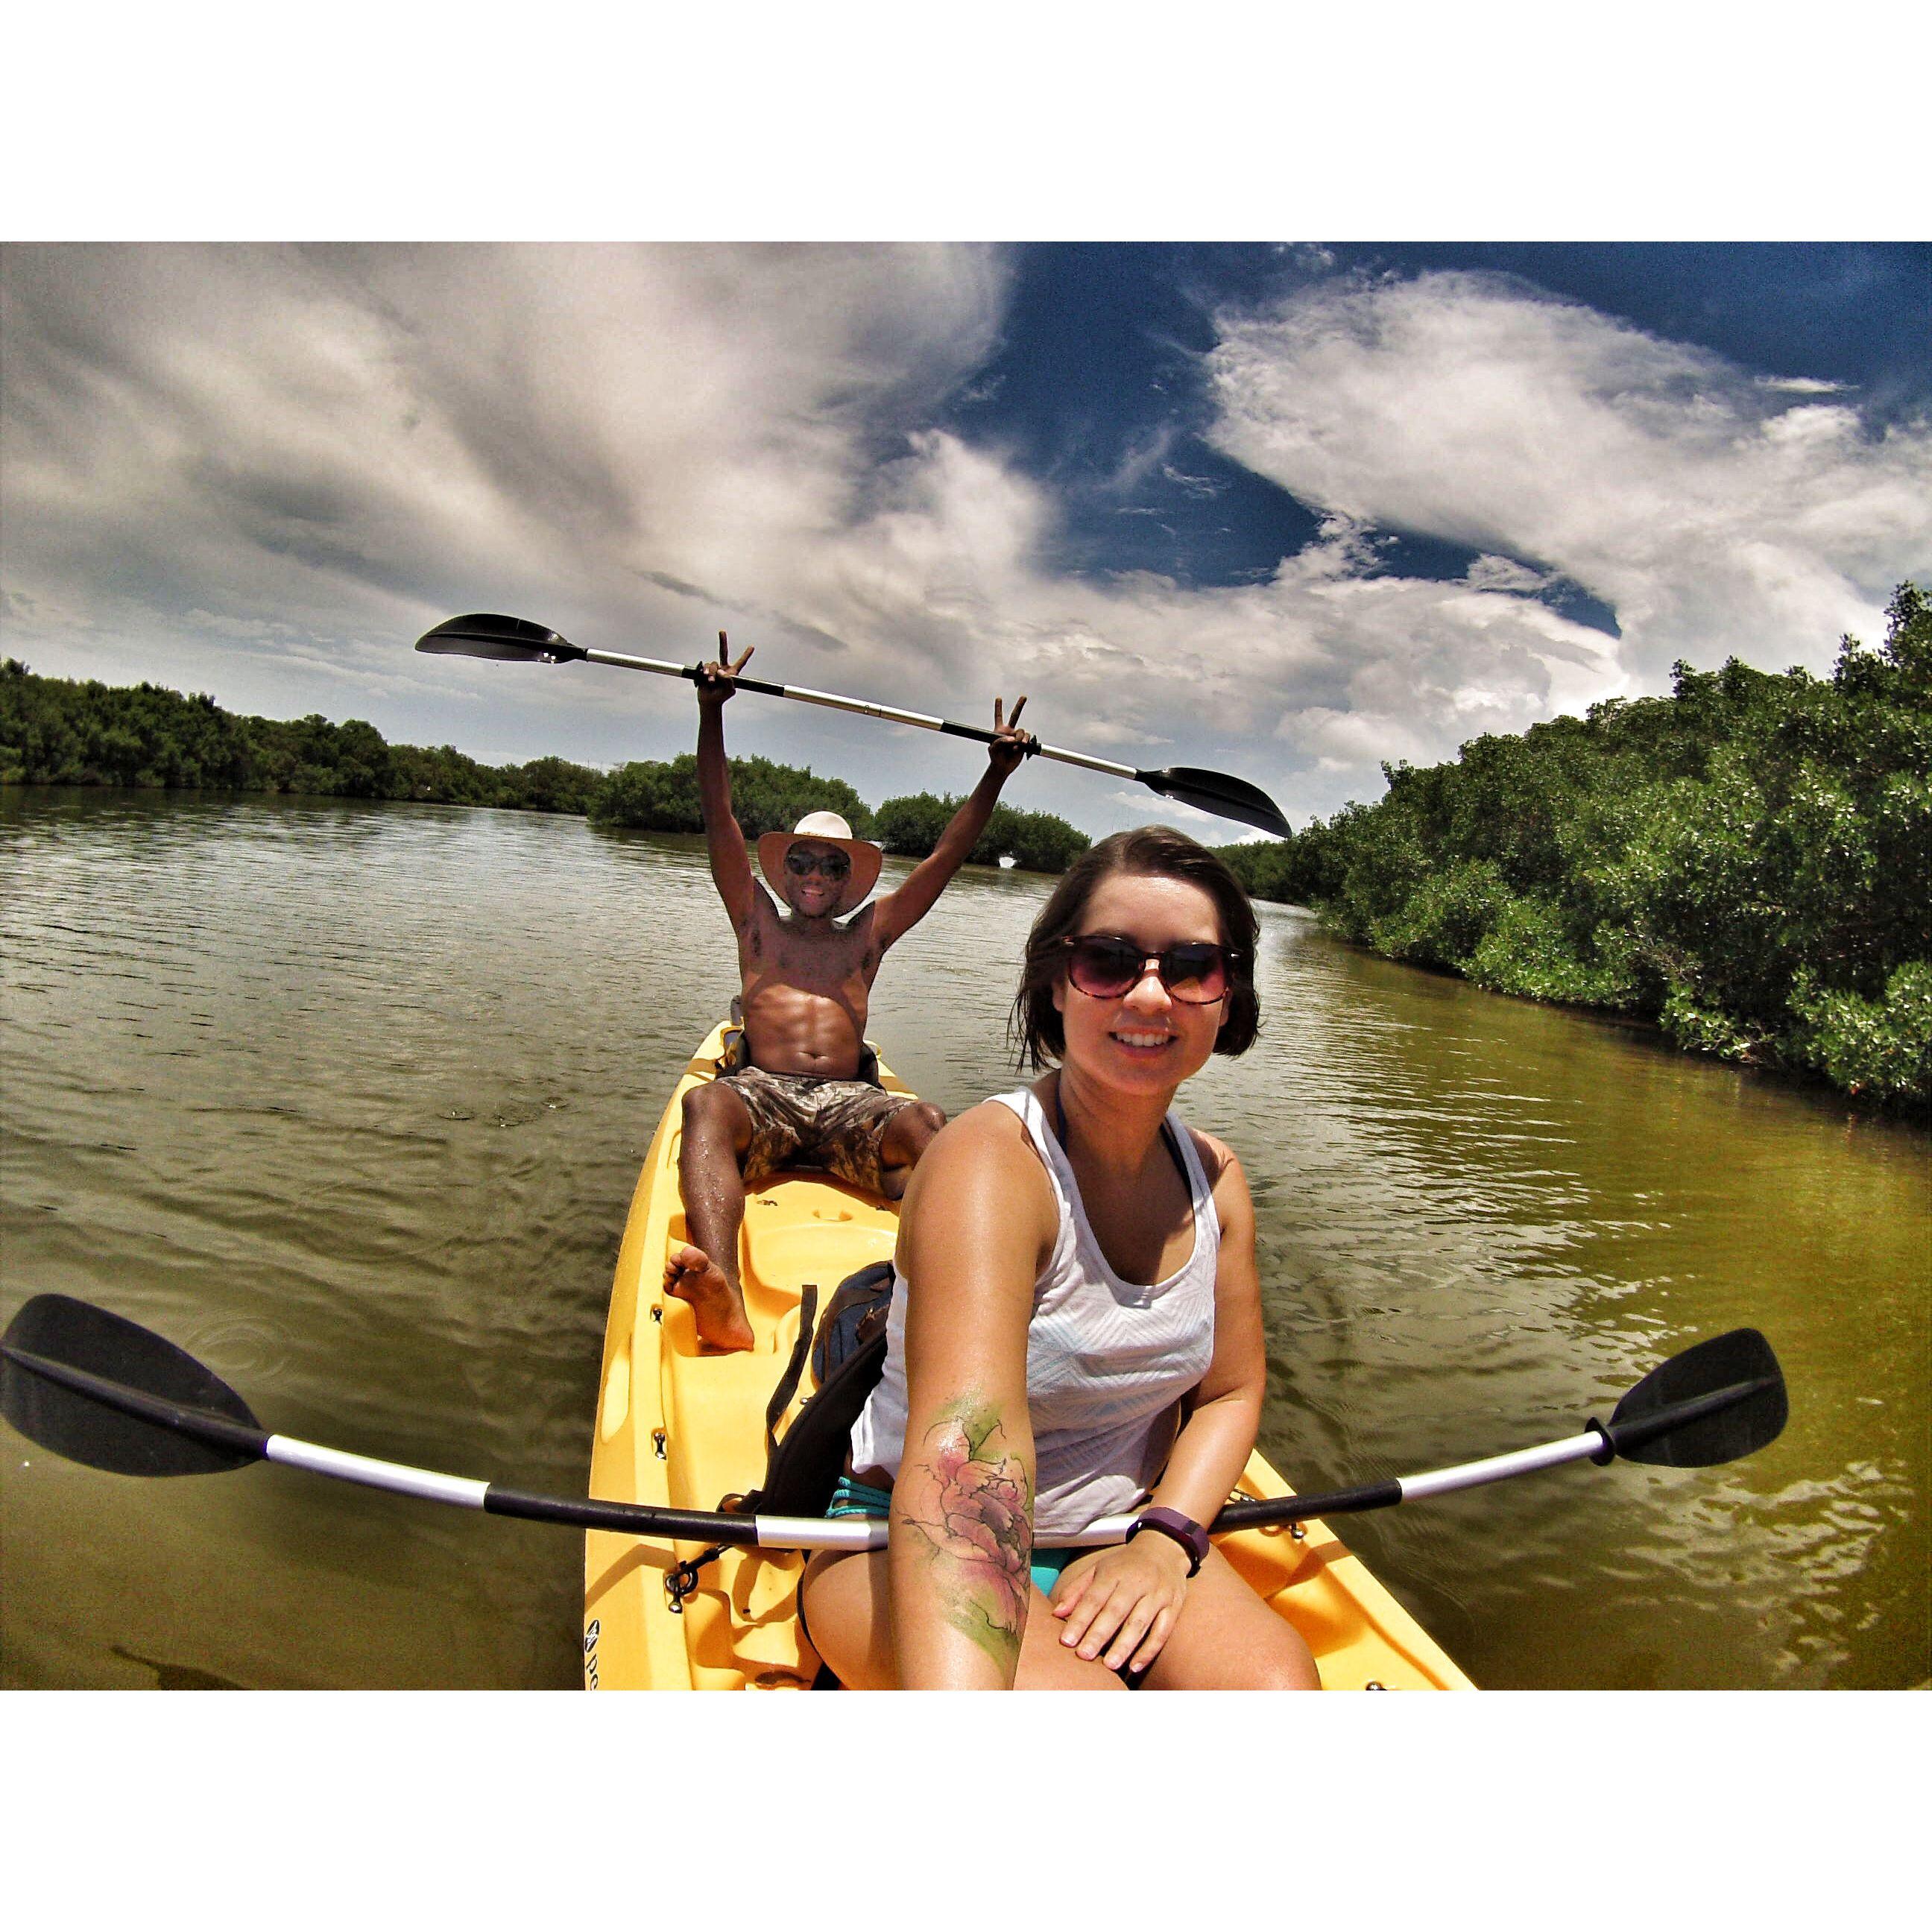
[
  {"xmin": 1058, "ymin": 934, "xmax": 1238, "ymax": 1005},
  {"xmin": 785, "ymin": 847, "xmax": 851, "ymax": 881}
]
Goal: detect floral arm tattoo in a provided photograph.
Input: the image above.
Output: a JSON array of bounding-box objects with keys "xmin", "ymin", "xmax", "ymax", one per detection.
[{"xmin": 896, "ymin": 1396, "xmax": 1032, "ymax": 1673}]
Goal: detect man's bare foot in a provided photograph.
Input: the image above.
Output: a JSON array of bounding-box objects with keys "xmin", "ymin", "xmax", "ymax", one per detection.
[{"xmin": 663, "ymin": 1243, "xmax": 756, "ymax": 1352}]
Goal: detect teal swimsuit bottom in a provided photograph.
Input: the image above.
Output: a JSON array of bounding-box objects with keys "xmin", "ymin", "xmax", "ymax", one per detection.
[{"xmin": 828, "ymin": 1474, "xmax": 1086, "ymax": 1597}]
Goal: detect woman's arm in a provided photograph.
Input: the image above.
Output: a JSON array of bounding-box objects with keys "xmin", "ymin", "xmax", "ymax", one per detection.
[
  {"xmin": 1049, "ymin": 1137, "xmax": 1267, "ymax": 1673},
  {"xmin": 888, "ymin": 1105, "xmax": 1056, "ymax": 1688}
]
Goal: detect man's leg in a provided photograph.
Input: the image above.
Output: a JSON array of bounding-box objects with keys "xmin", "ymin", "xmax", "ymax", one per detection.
[
  {"xmin": 875, "ymin": 1099, "xmax": 947, "ymax": 1200},
  {"xmin": 664, "ymin": 1080, "xmax": 758, "ymax": 1352}
]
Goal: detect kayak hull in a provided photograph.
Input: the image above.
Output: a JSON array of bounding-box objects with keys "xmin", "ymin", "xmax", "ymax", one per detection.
[{"xmin": 584, "ymin": 1025, "xmax": 1474, "ymax": 1690}]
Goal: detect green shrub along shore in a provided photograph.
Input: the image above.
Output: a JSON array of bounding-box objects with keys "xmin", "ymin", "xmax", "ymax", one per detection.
[
  {"xmin": 1213, "ymin": 583, "xmax": 1931, "ymax": 1111},
  {"xmin": 5, "ymin": 582, "xmax": 1925, "ymax": 1108},
  {"xmin": 0, "ymin": 657, "xmax": 1090, "ymax": 873}
]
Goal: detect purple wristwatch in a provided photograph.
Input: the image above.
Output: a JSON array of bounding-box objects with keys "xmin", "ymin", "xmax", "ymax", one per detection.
[{"xmin": 1126, "ymin": 1506, "xmax": 1209, "ymax": 1576}]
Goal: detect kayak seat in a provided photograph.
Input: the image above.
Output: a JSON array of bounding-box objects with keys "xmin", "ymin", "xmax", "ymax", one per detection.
[{"xmin": 736, "ymin": 1216, "xmax": 893, "ymax": 1351}]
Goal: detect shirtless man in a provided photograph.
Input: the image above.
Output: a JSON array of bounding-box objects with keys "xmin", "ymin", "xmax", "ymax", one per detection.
[{"xmin": 666, "ymin": 637, "xmax": 1038, "ymax": 1351}]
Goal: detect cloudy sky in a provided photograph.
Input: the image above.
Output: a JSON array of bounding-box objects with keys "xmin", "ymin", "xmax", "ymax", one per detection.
[{"xmin": 4, "ymin": 240, "xmax": 1927, "ymax": 836}]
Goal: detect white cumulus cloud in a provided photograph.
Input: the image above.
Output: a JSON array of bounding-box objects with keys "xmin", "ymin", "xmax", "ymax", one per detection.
[{"xmin": 1204, "ymin": 268, "xmax": 1932, "ymax": 690}]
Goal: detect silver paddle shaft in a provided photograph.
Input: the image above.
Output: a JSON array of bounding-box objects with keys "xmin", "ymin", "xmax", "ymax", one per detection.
[
  {"xmin": 580, "ymin": 646, "xmax": 1137, "ymax": 781},
  {"xmin": 751, "ymin": 1429, "xmax": 1617, "ymax": 1553}
]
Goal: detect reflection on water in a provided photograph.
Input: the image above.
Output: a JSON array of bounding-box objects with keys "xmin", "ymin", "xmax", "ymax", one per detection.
[{"xmin": 2, "ymin": 789, "xmax": 1925, "ymax": 1688}]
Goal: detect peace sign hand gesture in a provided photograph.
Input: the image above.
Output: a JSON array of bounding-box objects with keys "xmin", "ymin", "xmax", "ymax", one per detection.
[
  {"xmin": 988, "ymin": 693, "xmax": 1037, "ymax": 778},
  {"xmin": 695, "ymin": 631, "xmax": 756, "ymax": 707}
]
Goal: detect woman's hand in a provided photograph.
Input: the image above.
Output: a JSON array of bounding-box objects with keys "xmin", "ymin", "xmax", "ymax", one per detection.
[{"xmin": 1049, "ymin": 1533, "xmax": 1193, "ymax": 1673}]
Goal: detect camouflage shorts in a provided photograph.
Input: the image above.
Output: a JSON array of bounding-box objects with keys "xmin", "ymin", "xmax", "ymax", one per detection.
[{"xmin": 720, "ymin": 1064, "xmax": 922, "ymax": 1194}]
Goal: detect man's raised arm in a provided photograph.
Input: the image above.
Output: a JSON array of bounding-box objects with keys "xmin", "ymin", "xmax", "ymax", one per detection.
[
  {"xmin": 871, "ymin": 696, "xmax": 1036, "ymax": 949},
  {"xmin": 695, "ymin": 634, "xmax": 759, "ymax": 935}
]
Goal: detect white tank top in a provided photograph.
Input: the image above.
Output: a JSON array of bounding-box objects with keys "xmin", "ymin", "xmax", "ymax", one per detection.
[{"xmin": 847, "ymin": 1087, "xmax": 1220, "ymax": 1537}]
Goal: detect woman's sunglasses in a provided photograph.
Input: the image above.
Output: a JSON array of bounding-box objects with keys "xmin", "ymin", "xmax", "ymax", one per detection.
[
  {"xmin": 785, "ymin": 847, "xmax": 850, "ymax": 881},
  {"xmin": 1058, "ymin": 934, "xmax": 1237, "ymax": 1005}
]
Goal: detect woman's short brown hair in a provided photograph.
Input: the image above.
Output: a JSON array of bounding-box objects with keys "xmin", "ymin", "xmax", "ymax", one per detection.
[{"xmin": 1010, "ymin": 826, "xmax": 1261, "ymax": 1071}]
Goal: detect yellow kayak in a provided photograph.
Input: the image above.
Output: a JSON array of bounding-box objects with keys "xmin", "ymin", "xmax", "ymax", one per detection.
[{"xmin": 583, "ymin": 1023, "xmax": 1475, "ymax": 1690}]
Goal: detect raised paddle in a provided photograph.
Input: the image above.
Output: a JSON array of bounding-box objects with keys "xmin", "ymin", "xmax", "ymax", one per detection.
[
  {"xmin": 2, "ymin": 1295, "xmax": 1785, "ymax": 1554},
  {"xmin": 414, "ymin": 611, "xmax": 1293, "ymax": 837}
]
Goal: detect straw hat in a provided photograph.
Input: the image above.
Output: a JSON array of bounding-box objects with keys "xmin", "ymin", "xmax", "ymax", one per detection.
[{"xmin": 756, "ymin": 811, "xmax": 883, "ymax": 915}]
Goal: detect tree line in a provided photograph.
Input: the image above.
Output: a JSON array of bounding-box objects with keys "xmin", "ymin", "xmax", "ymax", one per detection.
[
  {"xmin": 552, "ymin": 753, "xmax": 1091, "ymax": 871},
  {"xmin": 0, "ymin": 662, "xmax": 606, "ymax": 814},
  {"xmin": 1213, "ymin": 584, "xmax": 1930, "ymax": 1109},
  {"xmin": 870, "ymin": 790, "xmax": 1092, "ymax": 873},
  {"xmin": 0, "ymin": 660, "xmax": 1089, "ymax": 874},
  {"xmin": 12, "ymin": 575, "xmax": 1923, "ymax": 1104}
]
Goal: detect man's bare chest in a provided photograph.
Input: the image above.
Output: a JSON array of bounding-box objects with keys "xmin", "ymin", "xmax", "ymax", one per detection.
[{"xmin": 741, "ymin": 907, "xmax": 881, "ymax": 992}]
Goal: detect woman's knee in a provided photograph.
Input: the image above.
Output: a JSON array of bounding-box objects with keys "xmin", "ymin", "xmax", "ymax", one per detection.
[
  {"xmin": 1254, "ymin": 1638, "xmax": 1322, "ymax": 1690},
  {"xmin": 1015, "ymin": 1596, "xmax": 1131, "ymax": 1690},
  {"xmin": 1220, "ymin": 1612, "xmax": 1322, "ymax": 1690},
  {"xmin": 1146, "ymin": 1556, "xmax": 1325, "ymax": 1690}
]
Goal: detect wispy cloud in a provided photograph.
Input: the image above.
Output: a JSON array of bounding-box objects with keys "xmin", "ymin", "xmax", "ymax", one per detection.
[
  {"xmin": 1160, "ymin": 463, "xmax": 1228, "ymax": 499},
  {"xmin": 1462, "ymin": 555, "xmax": 1557, "ymax": 595}
]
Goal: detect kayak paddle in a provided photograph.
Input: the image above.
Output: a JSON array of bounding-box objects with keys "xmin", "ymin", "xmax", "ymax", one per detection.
[
  {"xmin": 2, "ymin": 1293, "xmax": 1784, "ymax": 1555},
  {"xmin": 415, "ymin": 611, "xmax": 1293, "ymax": 837}
]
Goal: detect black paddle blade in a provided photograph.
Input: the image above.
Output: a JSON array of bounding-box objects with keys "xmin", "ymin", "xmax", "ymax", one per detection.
[
  {"xmin": 1600, "ymin": 1328, "xmax": 1788, "ymax": 1468},
  {"xmin": 415, "ymin": 612, "xmax": 587, "ymax": 663},
  {"xmin": 1141, "ymin": 765, "xmax": 1292, "ymax": 838},
  {"xmin": 1, "ymin": 1295, "xmax": 265, "ymax": 1477}
]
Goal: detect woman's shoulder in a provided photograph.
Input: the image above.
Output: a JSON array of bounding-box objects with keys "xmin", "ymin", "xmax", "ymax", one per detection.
[
  {"xmin": 899, "ymin": 1096, "xmax": 1061, "ymax": 1264},
  {"xmin": 906, "ymin": 1094, "xmax": 1052, "ymax": 1185},
  {"xmin": 926, "ymin": 1093, "xmax": 1049, "ymax": 1170}
]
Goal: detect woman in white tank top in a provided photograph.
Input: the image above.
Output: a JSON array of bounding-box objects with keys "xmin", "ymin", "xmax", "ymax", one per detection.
[{"xmin": 800, "ymin": 828, "xmax": 1319, "ymax": 1690}]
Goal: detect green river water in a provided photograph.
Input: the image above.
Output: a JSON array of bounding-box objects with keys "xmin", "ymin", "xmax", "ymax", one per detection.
[{"xmin": 2, "ymin": 788, "xmax": 1925, "ymax": 1689}]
